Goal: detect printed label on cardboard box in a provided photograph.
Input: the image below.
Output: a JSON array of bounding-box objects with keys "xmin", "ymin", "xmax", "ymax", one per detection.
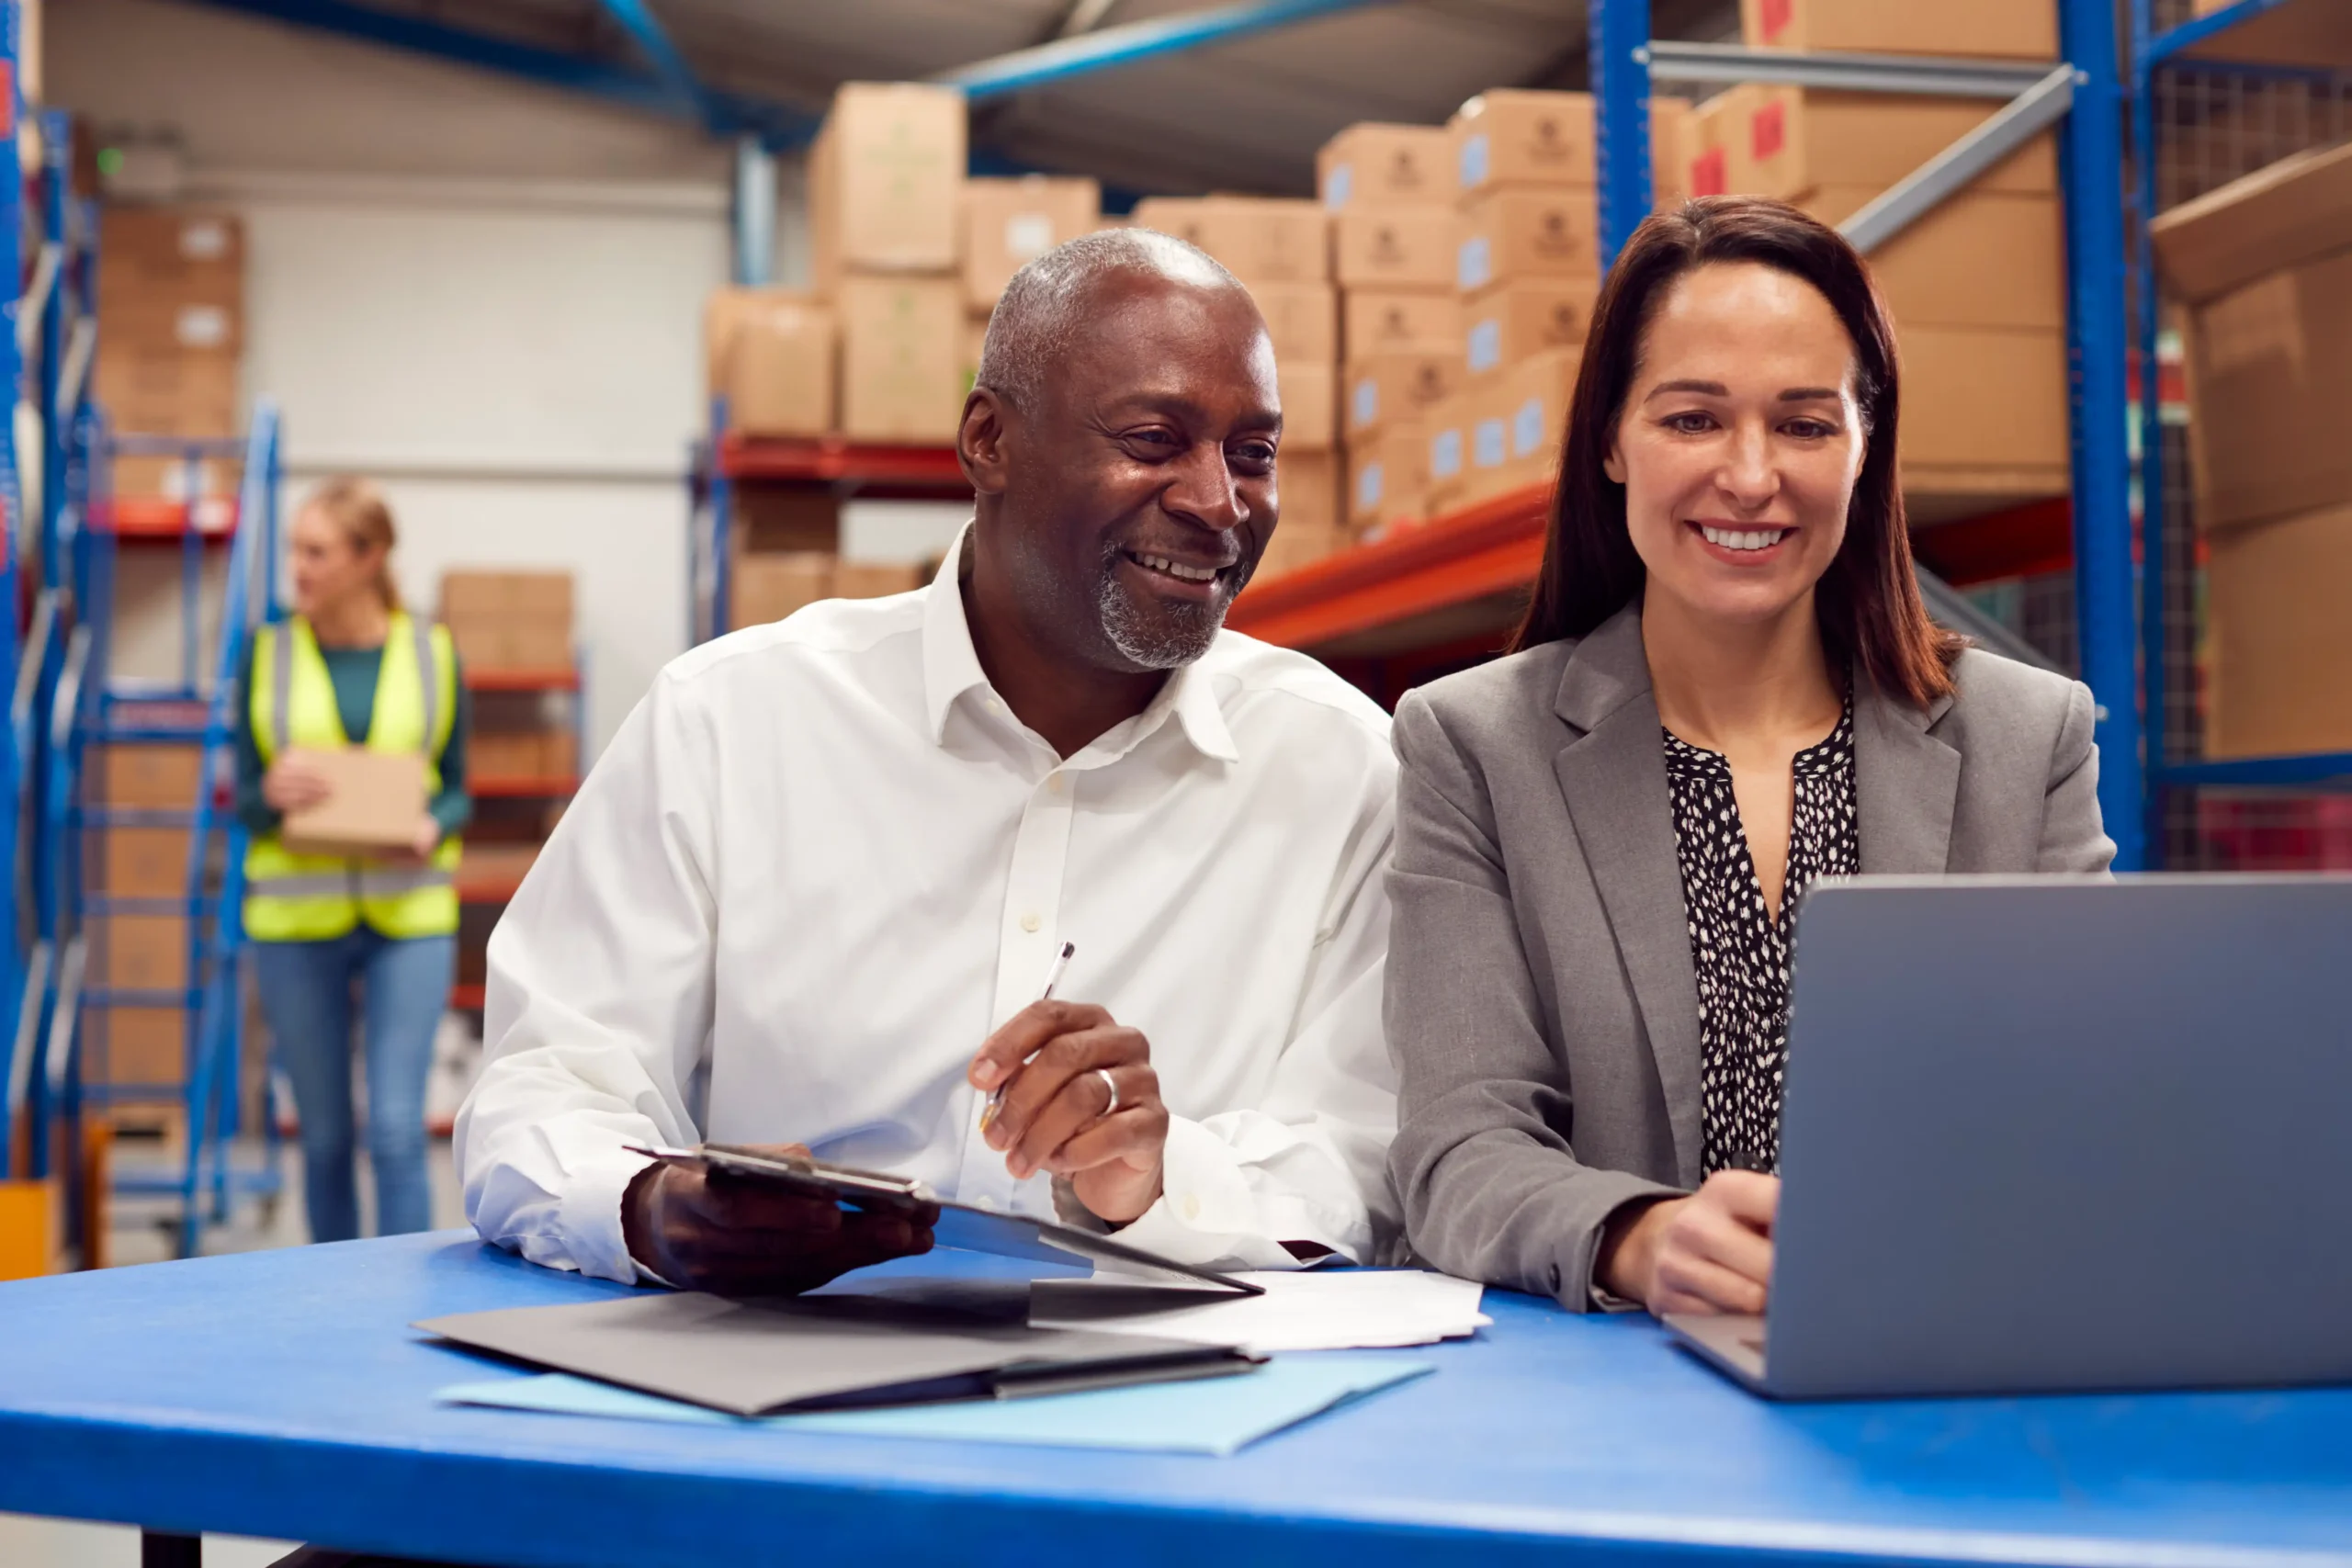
[
  {"xmin": 1474, "ymin": 417, "xmax": 1507, "ymax": 470},
  {"xmin": 1460, "ymin": 133, "xmax": 1489, "ymax": 192},
  {"xmin": 1459, "ymin": 234, "xmax": 1492, "ymax": 291},
  {"xmin": 1431, "ymin": 428, "xmax": 1463, "ymax": 479},
  {"xmin": 1513, "ymin": 398, "xmax": 1548, "ymax": 457},
  {"xmin": 1468, "ymin": 319, "xmax": 1502, "ymax": 374},
  {"xmin": 1356, "ymin": 460, "xmax": 1384, "ymax": 510},
  {"xmin": 1323, "ymin": 164, "xmax": 1354, "ymax": 210},
  {"xmin": 1004, "ymin": 213, "xmax": 1055, "ymax": 260},
  {"xmin": 1351, "ymin": 378, "xmax": 1378, "ymax": 426},
  {"xmin": 1751, "ymin": 101, "xmax": 1786, "ymax": 162},
  {"xmin": 1691, "ymin": 147, "xmax": 1728, "ymax": 197}
]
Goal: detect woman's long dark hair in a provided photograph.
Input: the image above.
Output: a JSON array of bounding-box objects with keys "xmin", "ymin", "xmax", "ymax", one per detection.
[{"xmin": 1509, "ymin": 196, "xmax": 1962, "ymax": 708}]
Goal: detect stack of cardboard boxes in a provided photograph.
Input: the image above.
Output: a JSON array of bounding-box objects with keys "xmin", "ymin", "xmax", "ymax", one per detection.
[
  {"xmin": 85, "ymin": 744, "xmax": 205, "ymax": 1114},
  {"xmin": 438, "ymin": 570, "xmax": 573, "ymax": 676},
  {"xmin": 960, "ymin": 172, "xmax": 1104, "ymax": 389},
  {"xmin": 2151, "ymin": 139, "xmax": 2352, "ymax": 761},
  {"xmin": 96, "ymin": 207, "xmax": 244, "ymax": 513},
  {"xmin": 1128, "ymin": 193, "xmax": 1341, "ymax": 578},
  {"xmin": 1675, "ymin": 0, "xmax": 2068, "ymax": 522},
  {"xmin": 1318, "ymin": 124, "xmax": 1461, "ymax": 544}
]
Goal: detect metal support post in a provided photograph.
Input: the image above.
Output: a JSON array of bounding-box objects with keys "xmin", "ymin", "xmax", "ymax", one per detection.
[
  {"xmin": 731, "ymin": 136, "xmax": 777, "ymax": 288},
  {"xmin": 2130, "ymin": 0, "xmax": 2170, "ymax": 863},
  {"xmin": 1590, "ymin": 0, "xmax": 1654, "ymax": 270},
  {"xmin": 2058, "ymin": 0, "xmax": 2144, "ymax": 870}
]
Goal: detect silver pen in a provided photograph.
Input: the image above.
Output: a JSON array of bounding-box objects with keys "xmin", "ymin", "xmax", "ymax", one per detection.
[{"xmin": 979, "ymin": 939, "xmax": 1075, "ymax": 1134}]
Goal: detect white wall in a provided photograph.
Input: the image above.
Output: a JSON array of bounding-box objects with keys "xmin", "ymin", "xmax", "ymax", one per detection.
[{"xmin": 47, "ymin": 0, "xmax": 808, "ymax": 750}]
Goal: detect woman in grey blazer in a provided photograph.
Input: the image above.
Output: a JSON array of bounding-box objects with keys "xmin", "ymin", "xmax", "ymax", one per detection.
[{"xmin": 1385, "ymin": 197, "xmax": 2114, "ymax": 1317}]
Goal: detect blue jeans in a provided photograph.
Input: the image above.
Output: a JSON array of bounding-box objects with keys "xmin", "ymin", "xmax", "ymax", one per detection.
[{"xmin": 251, "ymin": 928, "xmax": 453, "ymax": 1243}]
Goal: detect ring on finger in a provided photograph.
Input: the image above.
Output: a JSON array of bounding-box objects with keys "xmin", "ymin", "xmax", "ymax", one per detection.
[{"xmin": 1095, "ymin": 1066, "xmax": 1121, "ymax": 1114}]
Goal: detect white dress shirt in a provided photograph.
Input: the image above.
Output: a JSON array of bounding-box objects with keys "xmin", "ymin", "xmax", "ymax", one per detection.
[{"xmin": 456, "ymin": 536, "xmax": 1400, "ymax": 1284}]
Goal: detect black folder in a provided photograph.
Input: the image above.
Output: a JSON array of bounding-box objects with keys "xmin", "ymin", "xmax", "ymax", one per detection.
[{"xmin": 418, "ymin": 1292, "xmax": 1260, "ymax": 1417}]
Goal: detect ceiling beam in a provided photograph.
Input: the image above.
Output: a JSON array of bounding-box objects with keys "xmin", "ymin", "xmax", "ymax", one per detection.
[
  {"xmin": 934, "ymin": 0, "xmax": 1405, "ymax": 102},
  {"xmin": 588, "ymin": 0, "xmax": 722, "ymax": 131},
  {"xmin": 164, "ymin": 0, "xmax": 818, "ymax": 143}
]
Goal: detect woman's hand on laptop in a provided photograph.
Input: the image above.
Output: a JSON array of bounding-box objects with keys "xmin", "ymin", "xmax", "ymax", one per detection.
[
  {"xmin": 1598, "ymin": 1172, "xmax": 1779, "ymax": 1315},
  {"xmin": 969, "ymin": 1000, "xmax": 1170, "ymax": 1225},
  {"xmin": 621, "ymin": 1143, "xmax": 938, "ymax": 1294}
]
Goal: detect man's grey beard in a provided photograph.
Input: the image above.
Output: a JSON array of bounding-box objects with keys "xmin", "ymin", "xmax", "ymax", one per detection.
[{"xmin": 1094, "ymin": 549, "xmax": 1250, "ymax": 670}]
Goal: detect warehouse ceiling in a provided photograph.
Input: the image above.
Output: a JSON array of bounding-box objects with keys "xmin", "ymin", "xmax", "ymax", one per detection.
[{"xmin": 347, "ymin": 0, "xmax": 1739, "ymax": 196}]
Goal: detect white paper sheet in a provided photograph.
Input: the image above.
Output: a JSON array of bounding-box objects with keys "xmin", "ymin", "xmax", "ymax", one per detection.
[{"xmin": 1030, "ymin": 1269, "xmax": 1489, "ymax": 1354}]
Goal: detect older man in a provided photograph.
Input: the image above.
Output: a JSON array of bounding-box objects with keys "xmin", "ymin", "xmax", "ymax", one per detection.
[{"xmin": 456, "ymin": 231, "xmax": 1398, "ymax": 1293}]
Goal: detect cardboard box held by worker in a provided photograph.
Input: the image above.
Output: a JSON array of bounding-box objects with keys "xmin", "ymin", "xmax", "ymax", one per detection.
[{"xmin": 281, "ymin": 750, "xmax": 429, "ymax": 858}]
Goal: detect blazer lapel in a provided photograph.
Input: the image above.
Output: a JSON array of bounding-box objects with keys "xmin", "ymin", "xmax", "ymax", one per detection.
[
  {"xmin": 1551, "ymin": 609, "xmax": 1704, "ymax": 1182},
  {"xmin": 1854, "ymin": 678, "xmax": 1961, "ymax": 874}
]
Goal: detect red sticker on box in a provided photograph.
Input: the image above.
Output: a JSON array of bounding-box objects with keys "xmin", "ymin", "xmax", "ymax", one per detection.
[
  {"xmin": 1751, "ymin": 102, "xmax": 1785, "ymax": 163},
  {"xmin": 1760, "ymin": 0, "xmax": 1793, "ymax": 39},
  {"xmin": 1690, "ymin": 148, "xmax": 1727, "ymax": 197}
]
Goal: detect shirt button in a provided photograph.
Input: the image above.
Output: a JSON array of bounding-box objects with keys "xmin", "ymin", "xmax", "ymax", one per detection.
[
  {"xmin": 1046, "ymin": 774, "xmax": 1066, "ymax": 794},
  {"xmin": 1020, "ymin": 912, "xmax": 1041, "ymax": 933},
  {"xmin": 1181, "ymin": 1194, "xmax": 1202, "ymax": 1222},
  {"xmin": 986, "ymin": 697, "xmax": 1002, "ymax": 714},
  {"xmin": 977, "ymin": 1196, "xmax": 998, "ymax": 1212}
]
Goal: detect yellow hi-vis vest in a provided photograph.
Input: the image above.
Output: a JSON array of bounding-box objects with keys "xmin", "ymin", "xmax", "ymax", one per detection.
[{"xmin": 243, "ymin": 611, "xmax": 462, "ymax": 942}]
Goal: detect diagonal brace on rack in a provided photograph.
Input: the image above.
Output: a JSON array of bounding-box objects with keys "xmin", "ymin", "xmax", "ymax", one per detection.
[{"xmin": 1839, "ymin": 64, "xmax": 2079, "ymax": 255}]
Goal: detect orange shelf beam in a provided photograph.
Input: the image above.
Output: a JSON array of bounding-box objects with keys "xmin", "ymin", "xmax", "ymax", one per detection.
[
  {"xmin": 718, "ymin": 434, "xmax": 970, "ymax": 490},
  {"xmin": 1227, "ymin": 484, "xmax": 1553, "ymax": 651},
  {"xmin": 449, "ymin": 984, "xmax": 485, "ymax": 1010},
  {"xmin": 88, "ymin": 499, "xmax": 240, "ymax": 539}
]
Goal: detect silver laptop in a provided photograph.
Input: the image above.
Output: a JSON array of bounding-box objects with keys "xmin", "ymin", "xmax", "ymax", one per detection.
[{"xmin": 1667, "ymin": 874, "xmax": 2352, "ymax": 1400}]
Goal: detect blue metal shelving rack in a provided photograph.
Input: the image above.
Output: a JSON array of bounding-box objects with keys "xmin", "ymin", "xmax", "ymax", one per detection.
[
  {"xmin": 2128, "ymin": 0, "xmax": 2352, "ymax": 862},
  {"xmin": 1586, "ymin": 0, "xmax": 2143, "ymax": 866}
]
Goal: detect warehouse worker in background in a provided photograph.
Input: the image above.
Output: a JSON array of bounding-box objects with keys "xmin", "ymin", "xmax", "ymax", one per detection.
[
  {"xmin": 458, "ymin": 229, "xmax": 1399, "ymax": 1293},
  {"xmin": 239, "ymin": 477, "xmax": 470, "ymax": 1244}
]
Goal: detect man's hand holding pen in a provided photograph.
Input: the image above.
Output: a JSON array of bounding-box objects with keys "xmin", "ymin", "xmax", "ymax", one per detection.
[{"xmin": 968, "ymin": 1000, "xmax": 1170, "ymax": 1225}]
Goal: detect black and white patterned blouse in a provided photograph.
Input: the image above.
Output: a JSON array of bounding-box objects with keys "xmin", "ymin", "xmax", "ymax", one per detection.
[{"xmin": 1661, "ymin": 701, "xmax": 1859, "ymax": 1179}]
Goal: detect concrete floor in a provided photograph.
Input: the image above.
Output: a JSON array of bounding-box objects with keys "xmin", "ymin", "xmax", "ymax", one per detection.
[{"xmin": 0, "ymin": 1138, "xmax": 472, "ymax": 1566}]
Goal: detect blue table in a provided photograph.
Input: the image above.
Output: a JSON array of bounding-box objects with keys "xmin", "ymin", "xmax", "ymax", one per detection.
[{"xmin": 1, "ymin": 1233, "xmax": 2349, "ymax": 1568}]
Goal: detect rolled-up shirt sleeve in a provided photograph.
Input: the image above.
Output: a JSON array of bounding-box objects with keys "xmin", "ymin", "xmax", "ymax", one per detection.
[
  {"xmin": 1102, "ymin": 777, "xmax": 1400, "ymax": 1270},
  {"xmin": 454, "ymin": 667, "xmax": 718, "ymax": 1283}
]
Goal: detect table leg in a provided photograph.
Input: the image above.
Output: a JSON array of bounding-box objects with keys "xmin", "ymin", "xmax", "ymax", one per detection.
[{"xmin": 141, "ymin": 1531, "xmax": 200, "ymax": 1568}]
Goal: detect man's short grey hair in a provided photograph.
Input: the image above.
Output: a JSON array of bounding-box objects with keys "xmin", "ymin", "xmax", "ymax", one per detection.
[{"xmin": 976, "ymin": 228, "xmax": 1245, "ymax": 414}]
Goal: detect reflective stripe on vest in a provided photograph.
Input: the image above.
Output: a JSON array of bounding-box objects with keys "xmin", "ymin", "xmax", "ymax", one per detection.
[{"xmin": 243, "ymin": 610, "xmax": 463, "ymax": 943}]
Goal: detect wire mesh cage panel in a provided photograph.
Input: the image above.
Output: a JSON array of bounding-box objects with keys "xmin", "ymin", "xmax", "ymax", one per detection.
[{"xmin": 2141, "ymin": 8, "xmax": 2352, "ymax": 869}]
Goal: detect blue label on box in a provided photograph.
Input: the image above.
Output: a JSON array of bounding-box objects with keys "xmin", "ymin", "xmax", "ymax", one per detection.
[
  {"xmin": 1324, "ymin": 164, "xmax": 1352, "ymax": 211},
  {"xmin": 1460, "ymin": 132, "xmax": 1489, "ymax": 191},
  {"xmin": 1458, "ymin": 235, "xmax": 1490, "ymax": 292},
  {"xmin": 1514, "ymin": 397, "xmax": 1547, "ymax": 457},
  {"xmin": 1351, "ymin": 378, "xmax": 1378, "ymax": 427},
  {"xmin": 1475, "ymin": 417, "xmax": 1507, "ymax": 470},
  {"xmin": 1430, "ymin": 428, "xmax": 1463, "ymax": 479},
  {"xmin": 1356, "ymin": 460, "xmax": 1384, "ymax": 510},
  {"xmin": 1468, "ymin": 319, "xmax": 1501, "ymax": 374}
]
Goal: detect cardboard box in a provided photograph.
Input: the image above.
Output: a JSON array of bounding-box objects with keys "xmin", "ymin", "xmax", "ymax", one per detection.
[
  {"xmin": 1421, "ymin": 390, "xmax": 1475, "ymax": 517},
  {"xmin": 2203, "ymin": 502, "xmax": 2352, "ymax": 759},
  {"xmin": 447, "ymin": 622, "xmax": 573, "ymax": 673},
  {"xmin": 711, "ymin": 293, "xmax": 836, "ymax": 437},
  {"xmin": 93, "ymin": 915, "xmax": 188, "ymax": 995},
  {"xmin": 1334, "ymin": 207, "xmax": 1458, "ymax": 290},
  {"xmin": 730, "ymin": 553, "xmax": 833, "ymax": 629},
  {"xmin": 1130, "ymin": 197, "xmax": 1329, "ymax": 283},
  {"xmin": 2151, "ymin": 138, "xmax": 2352, "ymax": 306},
  {"xmin": 469, "ymin": 729, "xmax": 568, "ymax": 780},
  {"xmin": 95, "ymin": 350, "xmax": 238, "ymax": 437},
  {"xmin": 833, "ymin": 561, "xmax": 926, "ymax": 600},
  {"xmin": 1651, "ymin": 98, "xmax": 1695, "ymax": 208},
  {"xmin": 1741, "ymin": 0, "xmax": 2057, "ymax": 60},
  {"xmin": 1278, "ymin": 362, "xmax": 1338, "ymax": 451},
  {"xmin": 1342, "ymin": 290, "xmax": 1461, "ymax": 360},
  {"xmin": 1255, "ymin": 522, "xmax": 1351, "ymax": 580},
  {"xmin": 109, "ymin": 455, "xmax": 232, "ymax": 502},
  {"xmin": 1451, "ymin": 91, "xmax": 1596, "ymax": 196},
  {"xmin": 1250, "ymin": 281, "xmax": 1339, "ymax": 365},
  {"xmin": 963, "ymin": 175, "xmax": 1102, "ymax": 309},
  {"xmin": 1802, "ymin": 188, "xmax": 2063, "ymax": 332},
  {"xmin": 1319, "ymin": 124, "xmax": 1455, "ymax": 211},
  {"xmin": 1457, "ymin": 187, "xmax": 1601, "ymax": 295},
  {"xmin": 1464, "ymin": 279, "xmax": 1597, "ymax": 379},
  {"xmin": 1344, "ymin": 348, "xmax": 1464, "ymax": 444},
  {"xmin": 1721, "ymin": 85, "xmax": 2057, "ymax": 205},
  {"xmin": 1277, "ymin": 449, "xmax": 1341, "ymax": 535},
  {"xmin": 732, "ymin": 486, "xmax": 841, "ymax": 555},
  {"xmin": 439, "ymin": 571, "xmax": 574, "ymax": 626},
  {"xmin": 1490, "ymin": 347, "xmax": 1578, "ymax": 494},
  {"xmin": 1348, "ymin": 446, "xmax": 1389, "ymax": 531},
  {"xmin": 808, "ymin": 82, "xmax": 967, "ymax": 289},
  {"xmin": 839, "ymin": 276, "xmax": 967, "ymax": 443},
  {"xmin": 281, "ymin": 750, "xmax": 428, "ymax": 858},
  {"xmin": 1680, "ymin": 93, "xmax": 1736, "ymax": 199},
  {"xmin": 94, "ymin": 744, "xmax": 203, "ymax": 807},
  {"xmin": 99, "ymin": 208, "xmax": 244, "ymax": 276},
  {"xmin": 97, "ymin": 1008, "xmax": 184, "ymax": 1089},
  {"xmin": 964, "ymin": 309, "xmax": 990, "ymax": 396},
  {"xmin": 96, "ymin": 827, "xmax": 193, "ymax": 899},
  {"xmin": 100, "ymin": 299, "xmax": 241, "ymax": 356},
  {"xmin": 1896, "ymin": 323, "xmax": 2071, "ymax": 491},
  {"xmin": 1378, "ymin": 417, "xmax": 1431, "ymax": 528}
]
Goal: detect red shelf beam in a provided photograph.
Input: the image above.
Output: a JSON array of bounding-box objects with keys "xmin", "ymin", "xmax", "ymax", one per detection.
[
  {"xmin": 1227, "ymin": 484, "xmax": 1553, "ymax": 651},
  {"xmin": 464, "ymin": 668, "xmax": 579, "ymax": 693},
  {"xmin": 449, "ymin": 984, "xmax": 485, "ymax": 1010},
  {"xmin": 469, "ymin": 776, "xmax": 580, "ymax": 799},
  {"xmin": 718, "ymin": 434, "xmax": 970, "ymax": 491}
]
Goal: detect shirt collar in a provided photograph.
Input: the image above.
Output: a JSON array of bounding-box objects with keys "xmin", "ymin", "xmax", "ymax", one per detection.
[{"xmin": 921, "ymin": 522, "xmax": 1241, "ymax": 765}]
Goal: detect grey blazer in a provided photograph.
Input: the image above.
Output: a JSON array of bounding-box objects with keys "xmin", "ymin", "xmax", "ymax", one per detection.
[{"xmin": 1384, "ymin": 604, "xmax": 2115, "ymax": 1308}]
